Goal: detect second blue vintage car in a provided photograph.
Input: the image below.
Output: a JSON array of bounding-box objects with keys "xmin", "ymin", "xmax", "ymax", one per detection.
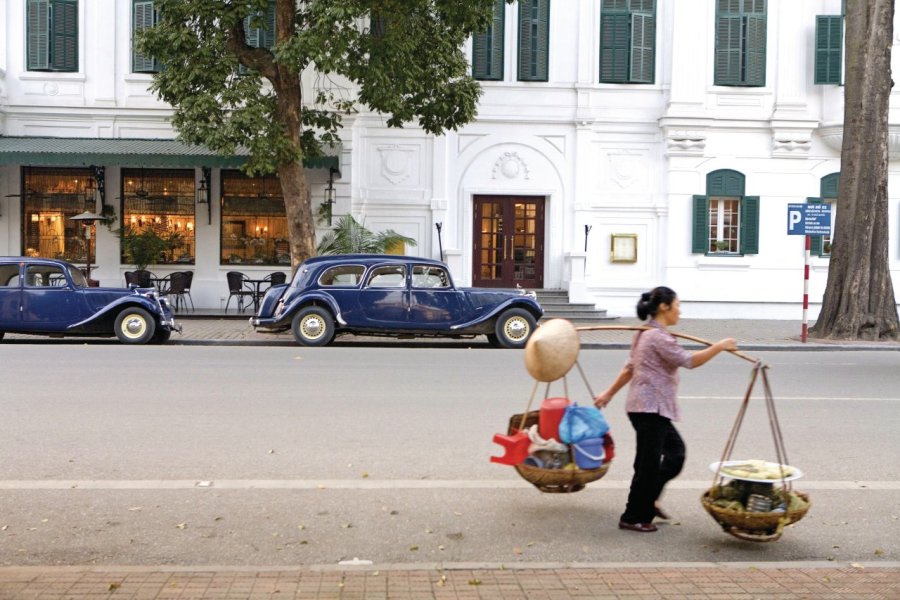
[
  {"xmin": 0, "ymin": 257, "xmax": 180, "ymax": 344},
  {"xmin": 250, "ymin": 255, "xmax": 543, "ymax": 348}
]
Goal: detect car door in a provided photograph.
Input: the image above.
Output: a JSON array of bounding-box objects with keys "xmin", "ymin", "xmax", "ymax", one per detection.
[
  {"xmin": 408, "ymin": 265, "xmax": 466, "ymax": 327},
  {"xmin": 356, "ymin": 263, "xmax": 410, "ymax": 328},
  {"xmin": 19, "ymin": 264, "xmax": 83, "ymax": 330},
  {"xmin": 0, "ymin": 262, "xmax": 23, "ymax": 330}
]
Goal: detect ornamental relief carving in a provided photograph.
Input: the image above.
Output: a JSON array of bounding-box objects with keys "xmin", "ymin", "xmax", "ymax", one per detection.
[
  {"xmin": 492, "ymin": 152, "xmax": 530, "ymax": 180},
  {"xmin": 377, "ymin": 145, "xmax": 415, "ymax": 185}
]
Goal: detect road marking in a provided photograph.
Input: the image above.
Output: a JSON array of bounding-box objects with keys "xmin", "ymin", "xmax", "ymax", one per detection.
[
  {"xmin": 0, "ymin": 479, "xmax": 897, "ymax": 490},
  {"xmin": 681, "ymin": 396, "xmax": 900, "ymax": 401}
]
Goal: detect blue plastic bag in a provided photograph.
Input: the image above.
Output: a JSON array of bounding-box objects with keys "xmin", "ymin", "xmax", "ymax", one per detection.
[{"xmin": 559, "ymin": 403, "xmax": 610, "ymax": 444}]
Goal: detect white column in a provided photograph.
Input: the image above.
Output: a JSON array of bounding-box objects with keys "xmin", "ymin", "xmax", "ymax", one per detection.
[
  {"xmin": 90, "ymin": 0, "xmax": 117, "ymax": 106},
  {"xmin": 771, "ymin": 1, "xmax": 809, "ymax": 118},
  {"xmin": 664, "ymin": 1, "xmax": 708, "ymax": 117}
]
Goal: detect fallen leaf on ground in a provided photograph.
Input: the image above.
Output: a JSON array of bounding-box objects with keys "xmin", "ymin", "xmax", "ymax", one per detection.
[
  {"xmin": 468, "ymin": 579, "xmax": 481, "ymax": 586},
  {"xmin": 107, "ymin": 583, "xmax": 120, "ymax": 591},
  {"xmin": 176, "ymin": 523, "xmax": 187, "ymax": 529}
]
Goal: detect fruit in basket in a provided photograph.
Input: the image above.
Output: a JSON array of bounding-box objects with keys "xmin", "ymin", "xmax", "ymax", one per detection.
[{"xmin": 721, "ymin": 459, "xmax": 795, "ymax": 480}]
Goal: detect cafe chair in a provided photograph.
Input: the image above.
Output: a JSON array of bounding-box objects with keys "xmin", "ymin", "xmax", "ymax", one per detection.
[
  {"xmin": 225, "ymin": 271, "xmax": 255, "ymax": 313},
  {"xmin": 181, "ymin": 270, "xmax": 195, "ymax": 312},
  {"xmin": 133, "ymin": 269, "xmax": 154, "ymax": 288},
  {"xmin": 124, "ymin": 271, "xmax": 137, "ymax": 287},
  {"xmin": 161, "ymin": 271, "xmax": 188, "ymax": 313}
]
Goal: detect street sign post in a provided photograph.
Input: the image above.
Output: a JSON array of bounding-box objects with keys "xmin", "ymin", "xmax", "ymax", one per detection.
[{"xmin": 787, "ymin": 204, "xmax": 832, "ymax": 342}]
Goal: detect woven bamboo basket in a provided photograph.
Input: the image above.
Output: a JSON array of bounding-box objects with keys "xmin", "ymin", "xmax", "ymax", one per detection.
[
  {"xmin": 508, "ymin": 410, "xmax": 612, "ymax": 493},
  {"xmin": 700, "ymin": 489, "xmax": 811, "ymax": 542}
]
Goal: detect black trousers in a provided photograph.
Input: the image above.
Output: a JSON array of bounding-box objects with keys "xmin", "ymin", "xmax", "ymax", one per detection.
[{"xmin": 620, "ymin": 412, "xmax": 686, "ymax": 524}]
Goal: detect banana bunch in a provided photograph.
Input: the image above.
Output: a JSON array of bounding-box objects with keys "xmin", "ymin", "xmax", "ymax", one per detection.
[{"xmin": 721, "ymin": 459, "xmax": 795, "ymax": 480}]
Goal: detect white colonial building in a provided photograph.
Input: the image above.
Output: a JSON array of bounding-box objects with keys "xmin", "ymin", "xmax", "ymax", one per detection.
[{"xmin": 1, "ymin": 0, "xmax": 898, "ymax": 318}]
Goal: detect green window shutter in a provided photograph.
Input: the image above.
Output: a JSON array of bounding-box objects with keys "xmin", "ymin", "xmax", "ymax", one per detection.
[
  {"xmin": 27, "ymin": 0, "xmax": 50, "ymax": 70},
  {"xmin": 714, "ymin": 13, "xmax": 742, "ymax": 85},
  {"xmin": 262, "ymin": 1, "xmax": 277, "ymax": 50},
  {"xmin": 740, "ymin": 196, "xmax": 760, "ymax": 254},
  {"xmin": 518, "ymin": 0, "xmax": 549, "ymax": 82},
  {"xmin": 744, "ymin": 13, "xmax": 766, "ymax": 86},
  {"xmin": 815, "ymin": 16, "xmax": 843, "ymax": 84},
  {"xmin": 50, "ymin": 0, "xmax": 78, "ymax": 72},
  {"xmin": 692, "ymin": 195, "xmax": 710, "ymax": 254},
  {"xmin": 473, "ymin": 0, "xmax": 504, "ymax": 81},
  {"xmin": 132, "ymin": 0, "xmax": 157, "ymax": 73},
  {"xmin": 820, "ymin": 172, "xmax": 840, "ymax": 197},
  {"xmin": 807, "ymin": 197, "xmax": 824, "ymax": 256},
  {"xmin": 707, "ymin": 169, "xmax": 745, "ymax": 196},
  {"xmin": 599, "ymin": 13, "xmax": 630, "ymax": 83},
  {"xmin": 630, "ymin": 11, "xmax": 655, "ymax": 83}
]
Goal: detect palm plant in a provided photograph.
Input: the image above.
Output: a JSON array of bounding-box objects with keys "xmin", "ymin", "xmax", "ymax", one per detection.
[{"xmin": 317, "ymin": 214, "xmax": 416, "ymax": 256}]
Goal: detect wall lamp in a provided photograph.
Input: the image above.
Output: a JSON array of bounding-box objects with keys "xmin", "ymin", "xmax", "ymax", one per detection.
[
  {"xmin": 320, "ymin": 167, "xmax": 338, "ymax": 226},
  {"xmin": 197, "ymin": 167, "xmax": 212, "ymax": 225}
]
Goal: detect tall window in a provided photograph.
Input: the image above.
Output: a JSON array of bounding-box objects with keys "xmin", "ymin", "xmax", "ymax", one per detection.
[
  {"xmin": 121, "ymin": 169, "xmax": 196, "ymax": 265},
  {"xmin": 599, "ymin": 0, "xmax": 656, "ymax": 84},
  {"xmin": 472, "ymin": 0, "xmax": 505, "ymax": 81},
  {"xmin": 810, "ymin": 173, "xmax": 839, "ymax": 257},
  {"xmin": 220, "ymin": 172, "xmax": 290, "ymax": 266},
  {"xmin": 814, "ymin": 15, "xmax": 843, "ymax": 85},
  {"xmin": 132, "ymin": 0, "xmax": 159, "ymax": 73},
  {"xmin": 714, "ymin": 0, "xmax": 766, "ymax": 87},
  {"xmin": 26, "ymin": 0, "xmax": 78, "ymax": 72},
  {"xmin": 22, "ymin": 167, "xmax": 93, "ymax": 262},
  {"xmin": 517, "ymin": 0, "xmax": 550, "ymax": 82},
  {"xmin": 692, "ymin": 170, "xmax": 759, "ymax": 255},
  {"xmin": 239, "ymin": 1, "xmax": 276, "ymax": 74}
]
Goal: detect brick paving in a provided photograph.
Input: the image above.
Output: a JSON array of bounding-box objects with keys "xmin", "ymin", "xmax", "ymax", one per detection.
[{"xmin": 1, "ymin": 564, "xmax": 899, "ymax": 599}]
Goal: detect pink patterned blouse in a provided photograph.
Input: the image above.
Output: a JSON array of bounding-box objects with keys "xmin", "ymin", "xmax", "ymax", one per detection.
[{"xmin": 623, "ymin": 320, "xmax": 694, "ymax": 421}]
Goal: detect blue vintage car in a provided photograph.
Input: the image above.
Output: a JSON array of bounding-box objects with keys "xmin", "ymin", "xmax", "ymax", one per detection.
[
  {"xmin": 250, "ymin": 254, "xmax": 544, "ymax": 348},
  {"xmin": 0, "ymin": 257, "xmax": 180, "ymax": 344}
]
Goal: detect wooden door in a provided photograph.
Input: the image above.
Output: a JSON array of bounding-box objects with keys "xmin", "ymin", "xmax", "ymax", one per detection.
[{"xmin": 472, "ymin": 196, "xmax": 544, "ymax": 288}]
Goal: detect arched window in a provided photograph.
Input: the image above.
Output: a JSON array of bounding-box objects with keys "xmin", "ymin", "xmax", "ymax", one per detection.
[{"xmin": 691, "ymin": 169, "xmax": 760, "ymax": 255}]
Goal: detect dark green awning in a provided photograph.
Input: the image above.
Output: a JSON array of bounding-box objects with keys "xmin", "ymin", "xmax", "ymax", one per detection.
[{"xmin": 0, "ymin": 136, "xmax": 339, "ymax": 171}]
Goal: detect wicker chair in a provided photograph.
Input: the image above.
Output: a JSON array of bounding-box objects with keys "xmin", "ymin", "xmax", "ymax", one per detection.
[
  {"xmin": 181, "ymin": 270, "xmax": 195, "ymax": 312},
  {"xmin": 162, "ymin": 271, "xmax": 188, "ymax": 312},
  {"xmin": 225, "ymin": 271, "xmax": 255, "ymax": 313}
]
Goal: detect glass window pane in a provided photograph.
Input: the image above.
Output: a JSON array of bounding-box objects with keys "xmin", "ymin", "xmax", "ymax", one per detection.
[
  {"xmin": 221, "ymin": 171, "xmax": 288, "ymax": 266},
  {"xmin": 23, "ymin": 167, "xmax": 94, "ymax": 262},
  {"xmin": 122, "ymin": 168, "xmax": 196, "ymax": 265}
]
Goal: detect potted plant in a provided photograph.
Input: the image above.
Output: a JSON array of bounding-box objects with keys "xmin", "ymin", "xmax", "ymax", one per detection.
[
  {"xmin": 119, "ymin": 225, "xmax": 182, "ymax": 271},
  {"xmin": 714, "ymin": 240, "xmax": 730, "ymax": 252},
  {"xmin": 316, "ymin": 214, "xmax": 416, "ymax": 255}
]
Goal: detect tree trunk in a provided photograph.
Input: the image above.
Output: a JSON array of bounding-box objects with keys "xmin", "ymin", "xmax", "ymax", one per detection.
[
  {"xmin": 811, "ymin": 0, "xmax": 899, "ymax": 341},
  {"xmin": 272, "ymin": 0, "xmax": 316, "ymax": 272}
]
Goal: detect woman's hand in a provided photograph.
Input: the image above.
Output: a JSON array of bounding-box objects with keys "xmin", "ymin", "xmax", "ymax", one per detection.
[{"xmin": 594, "ymin": 391, "xmax": 613, "ymax": 409}]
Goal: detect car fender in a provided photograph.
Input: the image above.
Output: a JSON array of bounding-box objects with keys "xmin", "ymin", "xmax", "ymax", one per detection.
[
  {"xmin": 281, "ymin": 291, "xmax": 345, "ymax": 326},
  {"xmin": 450, "ymin": 298, "xmax": 543, "ymax": 330},
  {"xmin": 68, "ymin": 295, "xmax": 163, "ymax": 330}
]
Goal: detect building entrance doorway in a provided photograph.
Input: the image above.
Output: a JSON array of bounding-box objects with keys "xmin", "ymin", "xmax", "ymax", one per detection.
[{"xmin": 472, "ymin": 195, "xmax": 544, "ymax": 288}]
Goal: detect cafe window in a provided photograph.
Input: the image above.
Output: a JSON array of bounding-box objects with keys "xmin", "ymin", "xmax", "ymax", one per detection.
[
  {"xmin": 22, "ymin": 167, "xmax": 94, "ymax": 262},
  {"xmin": 121, "ymin": 168, "xmax": 196, "ymax": 265},
  {"xmin": 221, "ymin": 171, "xmax": 289, "ymax": 266}
]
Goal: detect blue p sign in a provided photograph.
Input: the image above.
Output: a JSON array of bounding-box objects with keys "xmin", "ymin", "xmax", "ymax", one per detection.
[{"xmin": 787, "ymin": 204, "xmax": 806, "ymax": 235}]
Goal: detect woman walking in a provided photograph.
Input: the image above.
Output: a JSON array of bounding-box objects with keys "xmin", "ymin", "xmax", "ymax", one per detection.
[{"xmin": 594, "ymin": 286, "xmax": 737, "ymax": 532}]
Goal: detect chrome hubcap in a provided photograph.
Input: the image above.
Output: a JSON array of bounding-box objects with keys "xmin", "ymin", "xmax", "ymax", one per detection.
[
  {"xmin": 123, "ymin": 316, "xmax": 147, "ymax": 338},
  {"xmin": 505, "ymin": 317, "xmax": 529, "ymax": 341},
  {"xmin": 301, "ymin": 316, "xmax": 324, "ymax": 339}
]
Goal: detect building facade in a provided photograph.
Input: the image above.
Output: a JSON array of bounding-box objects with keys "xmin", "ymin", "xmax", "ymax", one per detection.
[{"xmin": 1, "ymin": 0, "xmax": 898, "ymax": 318}]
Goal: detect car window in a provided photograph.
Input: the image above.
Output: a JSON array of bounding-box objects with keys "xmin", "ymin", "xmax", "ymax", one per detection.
[
  {"xmin": 25, "ymin": 265, "xmax": 68, "ymax": 288},
  {"xmin": 0, "ymin": 264, "xmax": 20, "ymax": 287},
  {"xmin": 366, "ymin": 265, "xmax": 406, "ymax": 288},
  {"xmin": 67, "ymin": 265, "xmax": 87, "ymax": 288},
  {"xmin": 411, "ymin": 265, "xmax": 450, "ymax": 289},
  {"xmin": 319, "ymin": 265, "xmax": 365, "ymax": 287}
]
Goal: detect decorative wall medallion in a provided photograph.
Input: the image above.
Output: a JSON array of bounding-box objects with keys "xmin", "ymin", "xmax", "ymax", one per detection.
[
  {"xmin": 492, "ymin": 152, "xmax": 530, "ymax": 180},
  {"xmin": 44, "ymin": 82, "xmax": 59, "ymax": 96},
  {"xmin": 608, "ymin": 152, "xmax": 642, "ymax": 189},
  {"xmin": 377, "ymin": 145, "xmax": 413, "ymax": 184}
]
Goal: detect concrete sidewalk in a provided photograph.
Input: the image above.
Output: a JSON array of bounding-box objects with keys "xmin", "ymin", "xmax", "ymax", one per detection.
[{"xmin": 2, "ymin": 562, "xmax": 899, "ymax": 600}]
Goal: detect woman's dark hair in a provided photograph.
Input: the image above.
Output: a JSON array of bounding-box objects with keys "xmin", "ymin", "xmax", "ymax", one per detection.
[{"xmin": 636, "ymin": 286, "xmax": 677, "ymax": 321}]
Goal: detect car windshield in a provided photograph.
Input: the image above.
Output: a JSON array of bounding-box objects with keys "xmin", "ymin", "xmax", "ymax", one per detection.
[{"xmin": 67, "ymin": 265, "xmax": 87, "ymax": 288}]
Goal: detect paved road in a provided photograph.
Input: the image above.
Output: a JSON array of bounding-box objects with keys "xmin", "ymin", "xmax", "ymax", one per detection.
[{"xmin": 1, "ymin": 343, "xmax": 899, "ymax": 598}]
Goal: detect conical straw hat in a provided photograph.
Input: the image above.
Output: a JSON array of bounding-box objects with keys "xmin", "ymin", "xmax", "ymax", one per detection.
[{"xmin": 524, "ymin": 318, "xmax": 580, "ymax": 382}]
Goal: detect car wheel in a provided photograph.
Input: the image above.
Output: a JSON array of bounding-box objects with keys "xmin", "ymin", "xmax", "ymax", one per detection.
[
  {"xmin": 493, "ymin": 308, "xmax": 537, "ymax": 349},
  {"xmin": 0, "ymin": 331, "xmax": 4, "ymax": 341},
  {"xmin": 150, "ymin": 328, "xmax": 172, "ymax": 345},
  {"xmin": 114, "ymin": 307, "xmax": 156, "ymax": 344},
  {"xmin": 291, "ymin": 306, "xmax": 335, "ymax": 347}
]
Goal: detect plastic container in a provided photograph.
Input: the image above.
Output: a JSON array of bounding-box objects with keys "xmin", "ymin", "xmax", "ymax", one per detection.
[
  {"xmin": 538, "ymin": 397, "xmax": 569, "ymax": 441},
  {"xmin": 572, "ymin": 437, "xmax": 606, "ymax": 469}
]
